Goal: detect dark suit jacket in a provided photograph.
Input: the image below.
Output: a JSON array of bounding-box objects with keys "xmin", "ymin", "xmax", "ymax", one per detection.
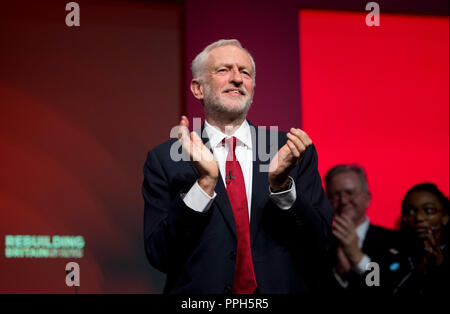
[
  {"xmin": 327, "ymin": 224, "xmax": 397, "ymax": 295},
  {"xmin": 381, "ymin": 226, "xmax": 450, "ymax": 296},
  {"xmin": 142, "ymin": 124, "xmax": 333, "ymax": 294},
  {"xmin": 363, "ymin": 224, "xmax": 397, "ymax": 261}
]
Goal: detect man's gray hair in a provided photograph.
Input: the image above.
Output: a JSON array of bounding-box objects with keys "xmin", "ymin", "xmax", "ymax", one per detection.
[
  {"xmin": 191, "ymin": 39, "xmax": 256, "ymax": 83},
  {"xmin": 324, "ymin": 164, "xmax": 370, "ymax": 194}
]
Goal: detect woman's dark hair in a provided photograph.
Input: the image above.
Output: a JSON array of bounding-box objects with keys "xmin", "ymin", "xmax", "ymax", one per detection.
[
  {"xmin": 401, "ymin": 183, "xmax": 450, "ymax": 251},
  {"xmin": 401, "ymin": 182, "xmax": 449, "ymax": 215}
]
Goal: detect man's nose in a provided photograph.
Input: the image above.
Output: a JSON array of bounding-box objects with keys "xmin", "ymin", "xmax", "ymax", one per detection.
[
  {"xmin": 332, "ymin": 195, "xmax": 348, "ymax": 210},
  {"xmin": 338, "ymin": 193, "xmax": 351, "ymax": 205},
  {"xmin": 230, "ymin": 67, "xmax": 243, "ymax": 85}
]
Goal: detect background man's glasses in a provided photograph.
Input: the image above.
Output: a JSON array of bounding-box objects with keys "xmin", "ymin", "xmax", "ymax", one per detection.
[{"xmin": 328, "ymin": 190, "xmax": 365, "ymax": 202}]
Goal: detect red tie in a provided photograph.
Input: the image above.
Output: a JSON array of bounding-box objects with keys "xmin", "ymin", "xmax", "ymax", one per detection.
[{"xmin": 224, "ymin": 137, "xmax": 257, "ymax": 294}]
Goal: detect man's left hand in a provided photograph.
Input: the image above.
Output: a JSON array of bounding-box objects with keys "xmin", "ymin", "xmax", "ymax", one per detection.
[
  {"xmin": 268, "ymin": 128, "xmax": 312, "ymax": 191},
  {"xmin": 333, "ymin": 215, "xmax": 364, "ymax": 267}
]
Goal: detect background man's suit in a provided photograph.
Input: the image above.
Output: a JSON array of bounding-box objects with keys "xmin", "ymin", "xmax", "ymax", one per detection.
[
  {"xmin": 143, "ymin": 124, "xmax": 333, "ymax": 294},
  {"xmin": 362, "ymin": 224, "xmax": 396, "ymax": 260},
  {"xmin": 327, "ymin": 224, "xmax": 397, "ymax": 295}
]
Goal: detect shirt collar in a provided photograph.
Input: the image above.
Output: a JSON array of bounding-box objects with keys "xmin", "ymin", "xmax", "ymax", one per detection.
[
  {"xmin": 356, "ymin": 216, "xmax": 370, "ymax": 246},
  {"xmin": 204, "ymin": 119, "xmax": 252, "ymax": 149}
]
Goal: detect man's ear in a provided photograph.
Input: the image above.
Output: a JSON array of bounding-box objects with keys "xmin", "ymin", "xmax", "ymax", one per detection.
[
  {"xmin": 363, "ymin": 191, "xmax": 371, "ymax": 208},
  {"xmin": 190, "ymin": 79, "xmax": 204, "ymax": 100}
]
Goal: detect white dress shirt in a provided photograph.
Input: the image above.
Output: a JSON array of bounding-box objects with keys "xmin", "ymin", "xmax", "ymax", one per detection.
[
  {"xmin": 355, "ymin": 217, "xmax": 371, "ymax": 274},
  {"xmin": 183, "ymin": 120, "xmax": 297, "ymax": 220}
]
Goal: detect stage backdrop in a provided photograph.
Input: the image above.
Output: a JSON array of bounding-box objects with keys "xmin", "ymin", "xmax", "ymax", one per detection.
[
  {"xmin": 1, "ymin": 0, "xmax": 448, "ymax": 293},
  {"xmin": 185, "ymin": 0, "xmax": 449, "ymax": 230},
  {"xmin": 299, "ymin": 10, "xmax": 449, "ymax": 228},
  {"xmin": 1, "ymin": 0, "xmax": 181, "ymax": 293}
]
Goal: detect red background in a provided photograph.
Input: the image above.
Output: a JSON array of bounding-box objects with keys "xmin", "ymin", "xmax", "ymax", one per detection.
[
  {"xmin": 1, "ymin": 0, "xmax": 182, "ymax": 293},
  {"xmin": 0, "ymin": 0, "xmax": 448, "ymax": 293},
  {"xmin": 300, "ymin": 10, "xmax": 449, "ymax": 229}
]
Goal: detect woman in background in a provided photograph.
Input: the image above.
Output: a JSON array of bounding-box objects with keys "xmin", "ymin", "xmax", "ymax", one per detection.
[{"xmin": 386, "ymin": 183, "xmax": 449, "ymax": 296}]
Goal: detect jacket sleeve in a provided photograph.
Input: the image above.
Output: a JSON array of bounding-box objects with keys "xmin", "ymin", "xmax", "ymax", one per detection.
[
  {"xmin": 142, "ymin": 148, "xmax": 210, "ymax": 273},
  {"xmin": 264, "ymin": 143, "xmax": 333, "ymax": 255},
  {"xmin": 289, "ymin": 144, "xmax": 333, "ymax": 250}
]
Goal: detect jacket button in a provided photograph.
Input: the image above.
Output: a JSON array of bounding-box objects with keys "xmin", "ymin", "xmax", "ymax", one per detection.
[
  {"xmin": 228, "ymin": 251, "xmax": 236, "ymax": 260},
  {"xmin": 224, "ymin": 285, "xmax": 232, "ymax": 294}
]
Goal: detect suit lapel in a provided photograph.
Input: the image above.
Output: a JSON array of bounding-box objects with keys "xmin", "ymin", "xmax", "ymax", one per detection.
[
  {"xmin": 195, "ymin": 122, "xmax": 277, "ymax": 242},
  {"xmin": 198, "ymin": 123, "xmax": 237, "ymax": 239},
  {"xmin": 250, "ymin": 159, "xmax": 267, "ymax": 246},
  {"xmin": 250, "ymin": 125, "xmax": 275, "ymax": 246},
  {"xmin": 214, "ymin": 174, "xmax": 238, "ymax": 239},
  {"xmin": 362, "ymin": 224, "xmax": 376, "ymax": 255}
]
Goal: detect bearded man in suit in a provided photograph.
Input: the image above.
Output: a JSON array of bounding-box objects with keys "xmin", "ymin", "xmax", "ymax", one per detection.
[{"xmin": 143, "ymin": 39, "xmax": 333, "ymax": 294}]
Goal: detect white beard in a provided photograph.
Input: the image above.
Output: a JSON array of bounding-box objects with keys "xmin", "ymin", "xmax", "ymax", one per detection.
[{"xmin": 202, "ymin": 83, "xmax": 253, "ymax": 119}]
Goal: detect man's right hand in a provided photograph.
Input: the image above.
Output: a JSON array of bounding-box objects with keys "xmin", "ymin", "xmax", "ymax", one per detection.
[
  {"xmin": 336, "ymin": 244, "xmax": 352, "ymax": 276},
  {"xmin": 178, "ymin": 116, "xmax": 218, "ymax": 197},
  {"xmin": 333, "ymin": 214, "xmax": 364, "ymax": 267}
]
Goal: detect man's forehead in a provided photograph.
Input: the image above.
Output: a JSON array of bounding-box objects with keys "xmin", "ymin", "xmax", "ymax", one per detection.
[
  {"xmin": 207, "ymin": 45, "xmax": 252, "ymax": 67},
  {"xmin": 330, "ymin": 172, "xmax": 361, "ymax": 188}
]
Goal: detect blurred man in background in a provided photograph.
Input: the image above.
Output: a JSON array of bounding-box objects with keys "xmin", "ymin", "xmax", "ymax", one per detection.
[{"xmin": 325, "ymin": 164, "xmax": 395, "ymax": 294}]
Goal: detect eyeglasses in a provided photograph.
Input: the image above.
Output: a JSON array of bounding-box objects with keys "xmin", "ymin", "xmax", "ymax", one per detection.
[
  {"xmin": 402, "ymin": 207, "xmax": 442, "ymax": 218},
  {"xmin": 327, "ymin": 190, "xmax": 365, "ymax": 202}
]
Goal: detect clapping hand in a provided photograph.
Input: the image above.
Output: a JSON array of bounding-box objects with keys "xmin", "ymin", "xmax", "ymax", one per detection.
[{"xmin": 178, "ymin": 116, "xmax": 218, "ymax": 196}]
